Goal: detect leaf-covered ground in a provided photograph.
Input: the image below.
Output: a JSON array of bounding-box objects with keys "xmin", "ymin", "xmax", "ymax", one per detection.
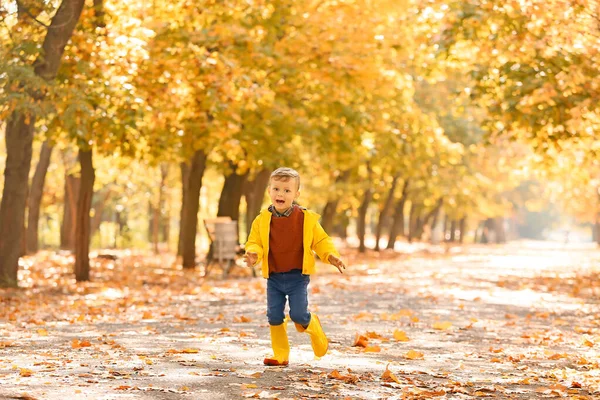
[{"xmin": 1, "ymin": 242, "xmax": 600, "ymax": 399}]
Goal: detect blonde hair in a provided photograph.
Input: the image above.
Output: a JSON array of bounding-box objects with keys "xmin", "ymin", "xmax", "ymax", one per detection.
[{"xmin": 270, "ymin": 167, "xmax": 300, "ymax": 189}]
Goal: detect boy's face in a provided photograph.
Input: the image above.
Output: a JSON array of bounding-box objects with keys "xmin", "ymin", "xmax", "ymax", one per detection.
[{"xmin": 268, "ymin": 177, "xmax": 300, "ymax": 212}]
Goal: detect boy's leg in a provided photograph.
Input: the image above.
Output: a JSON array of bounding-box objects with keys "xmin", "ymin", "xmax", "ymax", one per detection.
[
  {"xmin": 287, "ymin": 273, "xmax": 311, "ymax": 327},
  {"xmin": 265, "ymin": 274, "xmax": 289, "ymax": 366},
  {"xmin": 288, "ymin": 273, "xmax": 328, "ymax": 358}
]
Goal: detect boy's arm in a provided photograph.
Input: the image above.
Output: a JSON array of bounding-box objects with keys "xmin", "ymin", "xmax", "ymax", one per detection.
[
  {"xmin": 244, "ymin": 216, "xmax": 263, "ymax": 265},
  {"xmin": 312, "ymin": 222, "xmax": 344, "ymax": 272}
]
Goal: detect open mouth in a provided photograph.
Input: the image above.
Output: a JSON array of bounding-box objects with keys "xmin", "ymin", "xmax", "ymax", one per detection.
[{"xmin": 276, "ymin": 200, "xmax": 286, "ymax": 205}]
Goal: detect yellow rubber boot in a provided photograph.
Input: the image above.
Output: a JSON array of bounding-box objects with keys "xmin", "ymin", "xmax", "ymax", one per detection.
[
  {"xmin": 297, "ymin": 313, "xmax": 328, "ymax": 357},
  {"xmin": 263, "ymin": 323, "xmax": 290, "ymax": 366}
]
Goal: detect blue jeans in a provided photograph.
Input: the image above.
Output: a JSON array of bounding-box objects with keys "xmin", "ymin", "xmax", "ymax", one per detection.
[{"xmin": 267, "ymin": 269, "xmax": 311, "ymax": 326}]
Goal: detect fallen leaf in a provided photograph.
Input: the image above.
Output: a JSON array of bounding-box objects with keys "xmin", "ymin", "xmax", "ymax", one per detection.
[
  {"xmin": 241, "ymin": 384, "xmax": 258, "ymax": 389},
  {"xmin": 72, "ymin": 339, "xmax": 92, "ymax": 349},
  {"xmin": 433, "ymin": 321, "xmax": 452, "ymax": 330},
  {"xmin": 405, "ymin": 350, "xmax": 424, "ymax": 360},
  {"xmin": 352, "ymin": 333, "xmax": 369, "ymax": 348},
  {"xmin": 381, "ymin": 365, "xmax": 401, "ymax": 384},
  {"xmin": 393, "ymin": 329, "xmax": 409, "ymax": 342}
]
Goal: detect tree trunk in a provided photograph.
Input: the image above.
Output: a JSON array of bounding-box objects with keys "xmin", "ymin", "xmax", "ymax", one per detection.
[
  {"xmin": 321, "ymin": 200, "xmax": 339, "ymax": 234},
  {"xmin": 89, "ymin": 188, "xmax": 111, "ymax": 238},
  {"xmin": 321, "ymin": 170, "xmax": 351, "ymax": 233},
  {"xmin": 61, "ymin": 174, "xmax": 80, "ymax": 250},
  {"xmin": 449, "ymin": 220, "xmax": 457, "ymax": 242},
  {"xmin": 217, "ymin": 166, "xmax": 249, "ymax": 220},
  {"xmin": 0, "ymin": 115, "xmax": 35, "ymax": 287},
  {"xmin": 181, "ymin": 150, "xmax": 207, "ymax": 269},
  {"xmin": 178, "ymin": 162, "xmax": 190, "ymax": 257},
  {"xmin": 26, "ymin": 141, "xmax": 54, "ymax": 253},
  {"xmin": 159, "ymin": 164, "xmax": 170, "ymax": 249},
  {"xmin": 150, "ymin": 164, "xmax": 168, "ymax": 253},
  {"xmin": 374, "ymin": 173, "xmax": 400, "ymax": 251},
  {"xmin": 152, "ymin": 201, "xmax": 159, "ymax": 253},
  {"xmin": 429, "ymin": 206, "xmax": 443, "ymax": 244},
  {"xmin": 419, "ymin": 198, "xmax": 443, "ymax": 241},
  {"xmin": 596, "ymin": 190, "xmax": 600, "ymax": 246},
  {"xmin": 74, "ymin": 149, "xmax": 95, "ymax": 282},
  {"xmin": 407, "ymin": 202, "xmax": 421, "ymax": 243},
  {"xmin": 357, "ymin": 164, "xmax": 373, "ymax": 253},
  {"xmin": 0, "ymin": 0, "xmax": 86, "ymax": 287},
  {"xmin": 386, "ymin": 180, "xmax": 409, "ymax": 250},
  {"xmin": 244, "ymin": 168, "xmax": 270, "ymax": 239},
  {"xmin": 458, "ymin": 217, "xmax": 467, "ymax": 243},
  {"xmin": 443, "ymin": 215, "xmax": 449, "ymax": 241},
  {"xmin": 494, "ymin": 217, "xmax": 506, "ymax": 243}
]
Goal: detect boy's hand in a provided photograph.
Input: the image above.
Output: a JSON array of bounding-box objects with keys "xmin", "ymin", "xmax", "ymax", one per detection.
[
  {"xmin": 328, "ymin": 255, "xmax": 346, "ymax": 274},
  {"xmin": 244, "ymin": 252, "xmax": 258, "ymax": 267}
]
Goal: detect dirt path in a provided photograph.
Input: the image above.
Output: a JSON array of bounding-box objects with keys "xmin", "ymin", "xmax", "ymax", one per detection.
[{"xmin": 1, "ymin": 242, "xmax": 600, "ymax": 399}]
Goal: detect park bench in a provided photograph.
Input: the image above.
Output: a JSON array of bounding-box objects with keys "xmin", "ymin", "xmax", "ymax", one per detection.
[{"xmin": 203, "ymin": 217, "xmax": 256, "ymax": 278}]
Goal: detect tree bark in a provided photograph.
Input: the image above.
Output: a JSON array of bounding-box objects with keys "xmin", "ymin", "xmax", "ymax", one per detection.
[
  {"xmin": 0, "ymin": 0, "xmax": 86, "ymax": 287},
  {"xmin": 596, "ymin": 190, "xmax": 600, "ymax": 246},
  {"xmin": 159, "ymin": 163, "xmax": 169, "ymax": 249},
  {"xmin": 244, "ymin": 168, "xmax": 270, "ymax": 239},
  {"xmin": 458, "ymin": 217, "xmax": 467, "ymax": 243},
  {"xmin": 89, "ymin": 188, "xmax": 111, "ymax": 238},
  {"xmin": 386, "ymin": 180, "xmax": 409, "ymax": 250},
  {"xmin": 26, "ymin": 140, "xmax": 54, "ymax": 253},
  {"xmin": 417, "ymin": 198, "xmax": 443, "ymax": 240},
  {"xmin": 151, "ymin": 164, "xmax": 168, "ymax": 253},
  {"xmin": 407, "ymin": 202, "xmax": 421, "ymax": 243},
  {"xmin": 151, "ymin": 201, "xmax": 159, "ymax": 253},
  {"xmin": 0, "ymin": 115, "xmax": 35, "ymax": 287},
  {"xmin": 321, "ymin": 170, "xmax": 350, "ymax": 233},
  {"xmin": 177, "ymin": 162, "xmax": 190, "ymax": 256},
  {"xmin": 181, "ymin": 150, "xmax": 207, "ymax": 268},
  {"xmin": 357, "ymin": 164, "xmax": 373, "ymax": 253},
  {"xmin": 217, "ymin": 165, "xmax": 249, "ymax": 221},
  {"xmin": 74, "ymin": 149, "xmax": 95, "ymax": 282},
  {"xmin": 494, "ymin": 217, "xmax": 506, "ymax": 243},
  {"xmin": 60, "ymin": 174, "xmax": 80, "ymax": 250},
  {"xmin": 428, "ymin": 197, "xmax": 444, "ymax": 243},
  {"xmin": 374, "ymin": 173, "xmax": 400, "ymax": 251},
  {"xmin": 449, "ymin": 220, "xmax": 457, "ymax": 242}
]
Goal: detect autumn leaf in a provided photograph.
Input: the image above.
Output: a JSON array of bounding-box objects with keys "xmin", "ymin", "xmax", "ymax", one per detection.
[
  {"xmin": 234, "ymin": 316, "xmax": 252, "ymax": 323},
  {"xmin": 353, "ymin": 312, "xmax": 374, "ymax": 321},
  {"xmin": 20, "ymin": 368, "xmax": 33, "ymax": 377},
  {"xmin": 241, "ymin": 384, "xmax": 258, "ymax": 389},
  {"xmin": 327, "ymin": 370, "xmax": 359, "ymax": 384},
  {"xmin": 381, "ymin": 365, "xmax": 401, "ymax": 384},
  {"xmin": 393, "ymin": 329, "xmax": 409, "ymax": 341},
  {"xmin": 582, "ymin": 338, "xmax": 594, "ymax": 347},
  {"xmin": 433, "ymin": 321, "xmax": 452, "ymax": 330},
  {"xmin": 71, "ymin": 339, "xmax": 92, "ymax": 349},
  {"xmin": 364, "ymin": 345, "xmax": 381, "ymax": 353},
  {"xmin": 182, "ymin": 348, "xmax": 199, "ymax": 353},
  {"xmin": 352, "ymin": 333, "xmax": 369, "ymax": 348},
  {"xmin": 405, "ymin": 350, "xmax": 424, "ymax": 360}
]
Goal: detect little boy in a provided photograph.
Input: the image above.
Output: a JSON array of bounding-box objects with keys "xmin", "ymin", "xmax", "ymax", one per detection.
[{"xmin": 244, "ymin": 167, "xmax": 346, "ymax": 366}]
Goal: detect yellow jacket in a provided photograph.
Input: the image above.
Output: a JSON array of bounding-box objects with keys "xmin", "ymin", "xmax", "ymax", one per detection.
[{"xmin": 245, "ymin": 208, "xmax": 340, "ymax": 278}]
